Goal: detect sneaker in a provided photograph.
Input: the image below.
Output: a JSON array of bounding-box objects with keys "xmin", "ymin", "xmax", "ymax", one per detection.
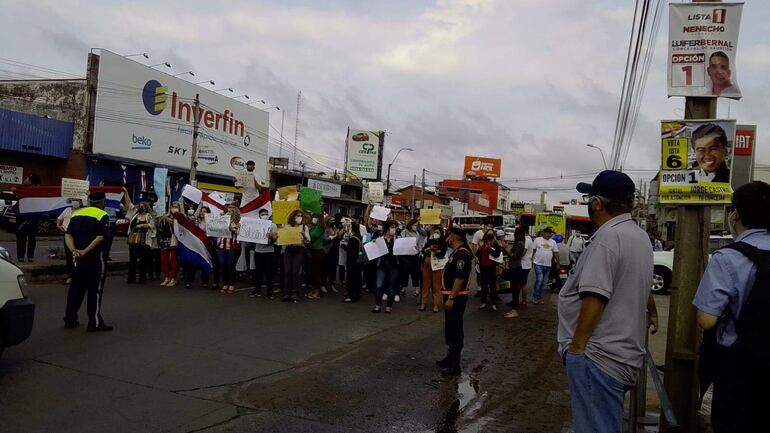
[
  {"xmin": 504, "ymin": 310, "xmax": 520, "ymax": 318},
  {"xmin": 321, "ymin": 286, "xmax": 328, "ymax": 294},
  {"xmin": 63, "ymin": 321, "xmax": 80, "ymax": 329},
  {"xmin": 479, "ymin": 303, "xmax": 487, "ymax": 310},
  {"xmin": 184, "ymin": 283, "xmax": 192, "ymax": 289},
  {"xmin": 433, "ymin": 306, "xmax": 440, "ymax": 313},
  {"xmin": 330, "ymin": 284, "xmax": 339, "ymax": 293},
  {"xmin": 267, "ymin": 295, "xmax": 275, "ymax": 300},
  {"xmin": 385, "ymin": 307, "xmax": 392, "ymax": 314},
  {"xmin": 492, "ymin": 305, "xmax": 497, "ymax": 311},
  {"xmin": 414, "ymin": 289, "xmax": 420, "ymax": 297},
  {"xmin": 394, "ymin": 295, "xmax": 401, "ymax": 303},
  {"xmin": 344, "ymin": 298, "xmax": 353, "ymax": 303},
  {"xmin": 372, "ymin": 306, "xmax": 381, "ymax": 313},
  {"xmin": 382, "ymin": 294, "xmax": 388, "ymax": 301}
]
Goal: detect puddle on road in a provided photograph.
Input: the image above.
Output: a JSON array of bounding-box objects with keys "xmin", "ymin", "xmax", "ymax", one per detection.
[
  {"xmin": 456, "ymin": 374, "xmax": 479, "ymax": 411},
  {"xmin": 433, "ymin": 374, "xmax": 489, "ymax": 433}
]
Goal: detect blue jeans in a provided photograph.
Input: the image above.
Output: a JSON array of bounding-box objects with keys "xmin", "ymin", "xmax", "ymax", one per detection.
[
  {"xmin": 565, "ymin": 352, "xmax": 626, "ymax": 433},
  {"xmin": 533, "ymin": 264, "xmax": 550, "ymax": 301},
  {"xmin": 375, "ymin": 265, "xmax": 400, "ymax": 307}
]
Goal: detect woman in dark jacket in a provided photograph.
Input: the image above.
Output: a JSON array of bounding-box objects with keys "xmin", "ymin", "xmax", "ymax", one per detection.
[
  {"xmin": 476, "ymin": 228, "xmax": 502, "ymax": 311},
  {"xmin": 420, "ymin": 226, "xmax": 448, "ymax": 313},
  {"xmin": 503, "ymin": 227, "xmax": 527, "ymax": 318},
  {"xmin": 342, "ymin": 222, "xmax": 363, "ymax": 303},
  {"xmin": 372, "ymin": 220, "xmax": 401, "ymax": 314}
]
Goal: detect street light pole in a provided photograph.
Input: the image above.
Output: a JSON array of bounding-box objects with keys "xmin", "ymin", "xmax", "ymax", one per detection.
[
  {"xmin": 279, "ymin": 110, "xmax": 285, "ymax": 158},
  {"xmin": 586, "ymin": 144, "xmax": 608, "ymax": 169},
  {"xmin": 385, "ymin": 147, "xmax": 414, "ymax": 195}
]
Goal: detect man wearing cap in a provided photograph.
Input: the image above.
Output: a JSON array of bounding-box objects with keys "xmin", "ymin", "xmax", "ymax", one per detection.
[
  {"xmin": 436, "ymin": 226, "xmax": 474, "ymax": 377},
  {"xmin": 557, "ymin": 170, "xmax": 652, "ymax": 433},
  {"xmin": 63, "ymin": 191, "xmax": 114, "ymax": 332}
]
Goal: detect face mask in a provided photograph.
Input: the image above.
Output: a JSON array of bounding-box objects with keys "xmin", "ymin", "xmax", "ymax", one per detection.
[
  {"xmin": 138, "ymin": 207, "xmax": 146, "ymax": 214},
  {"xmin": 312, "ymin": 217, "xmax": 319, "ymax": 224},
  {"xmin": 432, "ymin": 233, "xmax": 440, "ymax": 239},
  {"xmin": 260, "ymin": 214, "xmax": 270, "ymax": 220},
  {"xmin": 72, "ymin": 201, "xmax": 81, "ymax": 209},
  {"xmin": 171, "ymin": 208, "xmax": 179, "ymax": 214},
  {"xmin": 187, "ymin": 209, "xmax": 195, "ymax": 216},
  {"xmin": 295, "ymin": 216, "xmax": 304, "ymax": 224},
  {"xmin": 377, "ymin": 225, "xmax": 383, "ymax": 232},
  {"xmin": 389, "ymin": 228, "xmax": 397, "ymax": 236}
]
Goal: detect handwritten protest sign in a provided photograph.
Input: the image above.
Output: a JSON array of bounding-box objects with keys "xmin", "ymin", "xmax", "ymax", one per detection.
[
  {"xmin": 369, "ymin": 205, "xmax": 391, "ymax": 222},
  {"xmin": 182, "ymin": 184, "xmax": 203, "ymax": 204},
  {"xmin": 394, "ymin": 237, "xmax": 419, "ymax": 256},
  {"xmin": 205, "ymin": 214, "xmax": 231, "ymax": 238},
  {"xmin": 272, "ymin": 201, "xmax": 300, "ymax": 225},
  {"xmin": 363, "ymin": 237, "xmax": 388, "ymax": 261},
  {"xmin": 367, "ymin": 182, "xmax": 384, "ymax": 203},
  {"xmin": 300, "ymin": 187, "xmax": 323, "ymax": 213},
  {"xmin": 237, "ymin": 217, "xmax": 272, "ymax": 244},
  {"xmin": 420, "ymin": 208, "xmax": 442, "ymax": 225},
  {"xmin": 276, "ymin": 226, "xmax": 303, "ymax": 246},
  {"xmin": 61, "ymin": 178, "xmax": 90, "ymax": 199}
]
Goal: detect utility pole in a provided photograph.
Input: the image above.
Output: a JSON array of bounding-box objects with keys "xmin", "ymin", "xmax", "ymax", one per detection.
[
  {"xmin": 662, "ymin": 1, "xmax": 717, "ymax": 429},
  {"xmin": 189, "ymin": 94, "xmax": 201, "ymax": 186},
  {"xmin": 279, "ymin": 109, "xmax": 285, "ymax": 159},
  {"xmin": 293, "ymin": 91, "xmax": 301, "ymax": 170},
  {"xmin": 421, "ymin": 168, "xmax": 426, "ymax": 210},
  {"xmin": 411, "ymin": 174, "xmax": 417, "ymax": 218}
]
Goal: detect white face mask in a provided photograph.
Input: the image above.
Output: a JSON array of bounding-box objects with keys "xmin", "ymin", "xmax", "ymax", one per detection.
[
  {"xmin": 260, "ymin": 214, "xmax": 270, "ymax": 220},
  {"xmin": 312, "ymin": 217, "xmax": 319, "ymax": 224},
  {"xmin": 295, "ymin": 216, "xmax": 304, "ymax": 224},
  {"xmin": 432, "ymin": 233, "xmax": 440, "ymax": 239},
  {"xmin": 187, "ymin": 209, "xmax": 195, "ymax": 216},
  {"xmin": 171, "ymin": 208, "xmax": 179, "ymax": 214},
  {"xmin": 389, "ymin": 228, "xmax": 397, "ymax": 236}
]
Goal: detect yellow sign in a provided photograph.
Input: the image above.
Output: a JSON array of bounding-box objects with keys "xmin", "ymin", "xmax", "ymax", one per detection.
[
  {"xmin": 661, "ymin": 137, "xmax": 688, "ymax": 170},
  {"xmin": 419, "ymin": 208, "xmax": 442, "ymax": 225},
  {"xmin": 272, "ymin": 201, "xmax": 300, "ymax": 225},
  {"xmin": 277, "ymin": 185, "xmax": 297, "ymax": 200},
  {"xmin": 535, "ymin": 213, "xmax": 566, "ymax": 235},
  {"xmin": 276, "ymin": 226, "xmax": 303, "ymax": 246},
  {"xmin": 659, "ymin": 182, "xmax": 732, "ymax": 203}
]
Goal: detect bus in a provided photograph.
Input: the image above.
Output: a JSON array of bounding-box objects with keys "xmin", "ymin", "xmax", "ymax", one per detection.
[{"xmin": 451, "ymin": 215, "xmax": 504, "ymax": 233}]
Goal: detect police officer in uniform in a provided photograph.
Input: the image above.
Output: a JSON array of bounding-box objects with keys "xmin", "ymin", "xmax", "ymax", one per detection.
[
  {"xmin": 436, "ymin": 227, "xmax": 473, "ymax": 376},
  {"xmin": 63, "ymin": 191, "xmax": 114, "ymax": 332}
]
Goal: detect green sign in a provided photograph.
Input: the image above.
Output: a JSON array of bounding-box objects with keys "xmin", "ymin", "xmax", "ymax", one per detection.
[{"xmin": 300, "ymin": 187, "xmax": 323, "ymax": 213}]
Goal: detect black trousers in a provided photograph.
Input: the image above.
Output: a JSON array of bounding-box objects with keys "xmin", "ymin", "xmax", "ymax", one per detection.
[
  {"xmin": 16, "ymin": 220, "xmax": 37, "ymax": 260},
  {"xmin": 400, "ymin": 255, "xmax": 421, "ymax": 288},
  {"xmin": 479, "ymin": 265, "xmax": 498, "ymax": 303},
  {"xmin": 128, "ymin": 244, "xmax": 151, "ymax": 283},
  {"xmin": 443, "ymin": 295, "xmax": 468, "ymax": 363},
  {"xmin": 253, "ymin": 251, "xmax": 275, "ymax": 296},
  {"xmin": 711, "ymin": 347, "xmax": 768, "ymax": 433},
  {"xmin": 346, "ymin": 264, "xmax": 362, "ymax": 301},
  {"xmin": 64, "ymin": 239, "xmax": 73, "ymax": 278},
  {"xmin": 64, "ymin": 256, "xmax": 106, "ymax": 327}
]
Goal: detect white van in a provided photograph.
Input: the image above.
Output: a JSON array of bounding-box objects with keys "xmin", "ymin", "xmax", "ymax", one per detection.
[{"xmin": 0, "ymin": 246, "xmax": 34, "ymax": 359}]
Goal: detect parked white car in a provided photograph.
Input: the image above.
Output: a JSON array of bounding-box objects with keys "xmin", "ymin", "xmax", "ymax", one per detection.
[
  {"xmin": 652, "ymin": 235, "xmax": 733, "ymax": 294},
  {"xmin": 0, "ymin": 246, "xmax": 35, "ymax": 359}
]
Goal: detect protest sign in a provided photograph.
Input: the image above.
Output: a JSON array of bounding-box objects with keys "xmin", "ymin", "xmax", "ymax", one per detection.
[
  {"xmin": 420, "ymin": 208, "xmax": 442, "ymax": 225},
  {"xmin": 205, "ymin": 214, "xmax": 231, "ymax": 238},
  {"xmin": 535, "ymin": 213, "xmax": 567, "ymax": 236},
  {"xmin": 182, "ymin": 184, "xmax": 203, "ymax": 204},
  {"xmin": 431, "ymin": 253, "xmax": 449, "ymax": 271},
  {"xmin": 307, "ymin": 179, "xmax": 342, "ymax": 198},
  {"xmin": 668, "ymin": 3, "xmax": 744, "ymax": 99},
  {"xmin": 300, "ymin": 187, "xmax": 323, "ymax": 213},
  {"xmin": 276, "ymin": 226, "xmax": 303, "ymax": 246},
  {"xmin": 659, "ymin": 119, "xmax": 735, "ymax": 204},
  {"xmin": 235, "ymin": 173, "xmax": 254, "ymax": 189},
  {"xmin": 237, "ymin": 217, "xmax": 272, "ymax": 244},
  {"xmin": 369, "ymin": 205, "xmax": 391, "ymax": 222},
  {"xmin": 394, "ymin": 237, "xmax": 419, "ymax": 256},
  {"xmin": 277, "ymin": 185, "xmax": 299, "ymax": 201},
  {"xmin": 153, "ymin": 168, "xmax": 168, "ymax": 215},
  {"xmin": 272, "ymin": 201, "xmax": 300, "ymax": 225},
  {"xmin": 367, "ymin": 182, "xmax": 384, "ymax": 203},
  {"xmin": 61, "ymin": 178, "xmax": 90, "ymax": 199},
  {"xmin": 363, "ymin": 237, "xmax": 388, "ymax": 261}
]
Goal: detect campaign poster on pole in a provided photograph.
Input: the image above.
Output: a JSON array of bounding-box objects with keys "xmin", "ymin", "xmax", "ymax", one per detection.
[
  {"xmin": 668, "ymin": 3, "xmax": 744, "ymax": 99},
  {"xmin": 659, "ymin": 119, "xmax": 736, "ymax": 204}
]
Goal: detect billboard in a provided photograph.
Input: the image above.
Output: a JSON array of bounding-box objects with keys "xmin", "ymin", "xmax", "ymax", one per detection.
[
  {"xmin": 535, "ymin": 213, "xmax": 566, "ymax": 236},
  {"xmin": 731, "ymin": 124, "xmax": 756, "ymax": 190},
  {"xmin": 92, "ymin": 50, "xmax": 270, "ymax": 182},
  {"xmin": 345, "ymin": 129, "xmax": 383, "ymax": 180},
  {"xmin": 668, "ymin": 3, "xmax": 743, "ymax": 99},
  {"xmin": 463, "ymin": 156, "xmax": 501, "ymax": 178},
  {"xmin": 659, "ymin": 119, "xmax": 736, "ymax": 204}
]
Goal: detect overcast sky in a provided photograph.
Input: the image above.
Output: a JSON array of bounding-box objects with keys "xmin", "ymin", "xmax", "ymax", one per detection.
[{"xmin": 2, "ymin": 0, "xmax": 769, "ymax": 202}]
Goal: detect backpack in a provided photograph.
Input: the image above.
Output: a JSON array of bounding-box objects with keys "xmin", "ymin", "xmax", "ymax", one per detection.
[{"xmin": 699, "ymin": 241, "xmax": 770, "ymax": 396}]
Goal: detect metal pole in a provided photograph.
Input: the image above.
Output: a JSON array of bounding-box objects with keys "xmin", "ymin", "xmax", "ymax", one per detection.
[
  {"xmin": 279, "ymin": 110, "xmax": 285, "ymax": 159},
  {"xmin": 421, "ymin": 168, "xmax": 426, "ymax": 210},
  {"xmin": 386, "ymin": 163, "xmax": 392, "ymax": 196},
  {"xmin": 411, "ymin": 174, "xmax": 417, "ymax": 218},
  {"xmin": 189, "ymin": 94, "xmax": 201, "ymax": 185}
]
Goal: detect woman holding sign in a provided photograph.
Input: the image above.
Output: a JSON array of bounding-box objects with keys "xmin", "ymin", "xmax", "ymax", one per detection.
[
  {"xmin": 280, "ymin": 209, "xmax": 310, "ymax": 303},
  {"xmin": 420, "ymin": 226, "xmax": 448, "ymax": 313},
  {"xmin": 218, "ymin": 205, "xmax": 241, "ymax": 295},
  {"xmin": 372, "ymin": 220, "xmax": 401, "ymax": 314}
]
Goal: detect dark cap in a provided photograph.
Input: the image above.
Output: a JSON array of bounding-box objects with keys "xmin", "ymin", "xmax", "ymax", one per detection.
[
  {"xmin": 448, "ymin": 226, "xmax": 465, "ymax": 238},
  {"xmin": 88, "ymin": 191, "xmax": 105, "ymax": 201},
  {"xmin": 576, "ymin": 170, "xmax": 635, "ymax": 202}
]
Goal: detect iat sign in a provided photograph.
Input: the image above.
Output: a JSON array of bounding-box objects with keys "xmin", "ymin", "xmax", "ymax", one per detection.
[{"xmin": 471, "ymin": 160, "xmax": 495, "ymax": 172}]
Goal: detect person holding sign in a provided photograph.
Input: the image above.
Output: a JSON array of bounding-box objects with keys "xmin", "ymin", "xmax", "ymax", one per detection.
[
  {"xmin": 217, "ymin": 205, "xmax": 241, "ymax": 295},
  {"xmin": 156, "ymin": 202, "xmax": 181, "ymax": 287},
  {"xmin": 306, "ymin": 213, "xmax": 326, "ymax": 300},
  {"xmin": 126, "ymin": 202, "xmax": 154, "ymax": 284},
  {"xmin": 280, "ymin": 209, "xmax": 310, "ymax": 303},
  {"xmin": 476, "ymin": 228, "xmax": 503, "ymax": 311},
  {"xmin": 421, "ymin": 226, "xmax": 447, "ymax": 313},
  {"xmin": 248, "ymin": 208, "xmax": 279, "ymax": 299},
  {"xmin": 371, "ymin": 220, "xmax": 401, "ymax": 314},
  {"xmin": 502, "ymin": 227, "xmax": 528, "ymax": 319},
  {"xmin": 341, "ymin": 222, "xmax": 364, "ymax": 303}
]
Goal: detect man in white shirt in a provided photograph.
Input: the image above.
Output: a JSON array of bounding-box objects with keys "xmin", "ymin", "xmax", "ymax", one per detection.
[
  {"xmin": 566, "ymin": 230, "xmax": 586, "ymax": 265},
  {"xmin": 531, "ymin": 227, "xmax": 559, "ymax": 304},
  {"xmin": 57, "ymin": 198, "xmax": 83, "ymax": 285}
]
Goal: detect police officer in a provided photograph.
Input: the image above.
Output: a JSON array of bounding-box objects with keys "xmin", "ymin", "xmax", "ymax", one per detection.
[
  {"xmin": 63, "ymin": 191, "xmax": 114, "ymax": 332},
  {"xmin": 436, "ymin": 226, "xmax": 473, "ymax": 376}
]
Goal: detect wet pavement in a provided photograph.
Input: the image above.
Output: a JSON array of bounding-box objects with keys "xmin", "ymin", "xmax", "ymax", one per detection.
[{"xmin": 0, "ymin": 275, "xmax": 571, "ymax": 432}]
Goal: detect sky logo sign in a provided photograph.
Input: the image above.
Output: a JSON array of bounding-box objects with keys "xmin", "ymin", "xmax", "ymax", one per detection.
[{"xmin": 142, "ymin": 80, "xmax": 168, "ymax": 115}]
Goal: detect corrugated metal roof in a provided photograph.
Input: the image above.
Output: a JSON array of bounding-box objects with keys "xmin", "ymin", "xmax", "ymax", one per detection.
[{"xmin": 0, "ymin": 108, "xmax": 73, "ymax": 158}]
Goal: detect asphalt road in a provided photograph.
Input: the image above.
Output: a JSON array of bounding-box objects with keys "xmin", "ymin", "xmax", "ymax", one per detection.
[
  {"xmin": 0, "ymin": 236, "xmax": 130, "ymax": 264},
  {"xmin": 0, "ymin": 274, "xmax": 572, "ymax": 433}
]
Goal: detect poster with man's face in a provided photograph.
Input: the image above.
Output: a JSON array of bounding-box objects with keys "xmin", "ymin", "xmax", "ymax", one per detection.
[
  {"xmin": 659, "ymin": 119, "xmax": 736, "ymax": 204},
  {"xmin": 668, "ymin": 3, "xmax": 743, "ymax": 99}
]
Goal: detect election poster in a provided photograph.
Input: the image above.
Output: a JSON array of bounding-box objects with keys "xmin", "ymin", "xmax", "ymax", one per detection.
[
  {"xmin": 659, "ymin": 119, "xmax": 736, "ymax": 204},
  {"xmin": 668, "ymin": 3, "xmax": 743, "ymax": 99},
  {"xmin": 535, "ymin": 213, "xmax": 566, "ymax": 236}
]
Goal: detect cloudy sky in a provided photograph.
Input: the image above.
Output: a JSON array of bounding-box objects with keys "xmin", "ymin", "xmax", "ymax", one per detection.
[{"xmin": 2, "ymin": 0, "xmax": 769, "ymax": 202}]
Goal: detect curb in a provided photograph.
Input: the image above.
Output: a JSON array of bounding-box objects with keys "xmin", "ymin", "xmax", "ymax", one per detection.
[{"xmin": 22, "ymin": 261, "xmax": 129, "ymax": 283}]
